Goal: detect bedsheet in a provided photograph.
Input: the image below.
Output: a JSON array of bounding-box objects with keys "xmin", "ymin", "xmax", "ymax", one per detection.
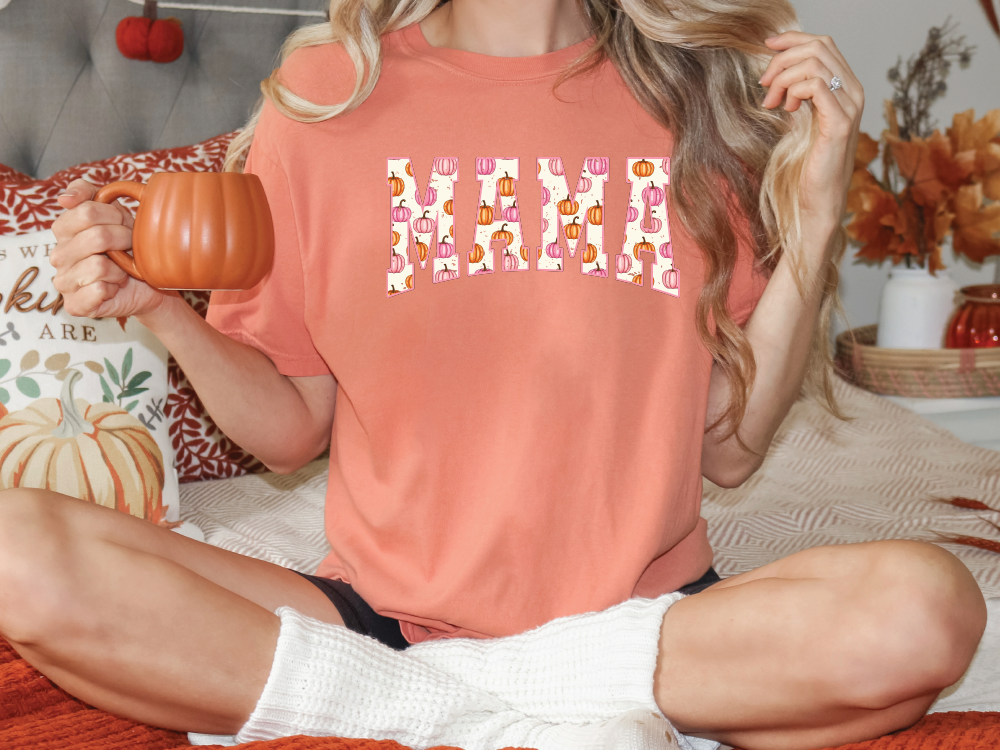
[{"xmin": 179, "ymin": 376, "xmax": 1000, "ymax": 596}]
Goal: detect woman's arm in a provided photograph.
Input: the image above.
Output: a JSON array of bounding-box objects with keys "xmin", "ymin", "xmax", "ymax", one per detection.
[
  {"xmin": 138, "ymin": 296, "xmax": 336, "ymax": 474},
  {"xmin": 701, "ymin": 31, "xmax": 864, "ymax": 488},
  {"xmin": 50, "ymin": 179, "xmax": 336, "ymax": 475},
  {"xmin": 701, "ymin": 229, "xmax": 834, "ymax": 487}
]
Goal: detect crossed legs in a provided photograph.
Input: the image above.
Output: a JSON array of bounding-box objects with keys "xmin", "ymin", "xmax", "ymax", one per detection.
[
  {"xmin": 656, "ymin": 541, "xmax": 987, "ymax": 750},
  {"xmin": 0, "ymin": 487, "xmax": 344, "ymax": 734},
  {"xmin": 0, "ymin": 487, "xmax": 987, "ymax": 749}
]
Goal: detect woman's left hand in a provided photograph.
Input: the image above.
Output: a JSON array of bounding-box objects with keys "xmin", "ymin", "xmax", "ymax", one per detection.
[{"xmin": 759, "ymin": 31, "xmax": 864, "ymax": 255}]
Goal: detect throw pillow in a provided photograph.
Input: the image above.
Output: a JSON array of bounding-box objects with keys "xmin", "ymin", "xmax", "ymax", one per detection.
[
  {"xmin": 0, "ymin": 133, "xmax": 264, "ymax": 483},
  {"xmin": 0, "ymin": 228, "xmax": 178, "ymax": 524}
]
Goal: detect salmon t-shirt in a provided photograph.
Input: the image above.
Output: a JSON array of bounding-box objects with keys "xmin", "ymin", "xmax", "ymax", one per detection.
[{"xmin": 207, "ymin": 23, "xmax": 769, "ymax": 643}]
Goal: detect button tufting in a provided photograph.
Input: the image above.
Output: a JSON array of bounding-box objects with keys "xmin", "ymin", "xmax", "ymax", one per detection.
[{"xmin": 1, "ymin": 0, "xmax": 323, "ymax": 177}]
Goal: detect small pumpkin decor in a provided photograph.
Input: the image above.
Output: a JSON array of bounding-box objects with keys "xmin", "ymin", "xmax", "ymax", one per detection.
[
  {"xmin": 477, "ymin": 200, "xmax": 494, "ymax": 226},
  {"xmin": 433, "ymin": 157, "xmax": 458, "ymax": 176},
  {"xmin": 470, "ymin": 244, "xmax": 485, "ymax": 264},
  {"xmin": 0, "ymin": 370, "xmax": 165, "ymax": 522},
  {"xmin": 564, "ymin": 217, "xmax": 582, "ymax": 241},
  {"xmin": 491, "ymin": 223, "xmax": 514, "ymax": 247},
  {"xmin": 415, "ymin": 238, "xmax": 429, "ymax": 263},
  {"xmin": 633, "ymin": 236, "xmax": 655, "ymax": 259},
  {"xmin": 412, "ymin": 210, "xmax": 435, "ymax": 235},
  {"xmin": 116, "ymin": 0, "xmax": 184, "ymax": 64},
  {"xmin": 557, "ymin": 195, "xmax": 580, "ymax": 216},
  {"xmin": 642, "ymin": 182, "xmax": 665, "ymax": 207},
  {"xmin": 946, "ymin": 285, "xmax": 1000, "ymax": 348},
  {"xmin": 498, "ymin": 173, "xmax": 515, "ymax": 197},
  {"xmin": 388, "ymin": 173, "xmax": 406, "ymax": 197},
  {"xmin": 391, "ymin": 200, "xmax": 412, "ymax": 223},
  {"xmin": 632, "ymin": 159, "xmax": 655, "ymax": 178},
  {"xmin": 437, "ymin": 236, "xmax": 456, "ymax": 259},
  {"xmin": 586, "ymin": 157, "xmax": 610, "ymax": 175}
]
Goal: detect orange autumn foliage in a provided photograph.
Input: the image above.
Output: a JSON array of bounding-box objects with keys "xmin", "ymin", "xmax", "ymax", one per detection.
[{"xmin": 847, "ymin": 106, "xmax": 1000, "ymax": 270}]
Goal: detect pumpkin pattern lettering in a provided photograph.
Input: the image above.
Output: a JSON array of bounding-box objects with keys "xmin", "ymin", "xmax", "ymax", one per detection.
[
  {"xmin": 471, "ymin": 157, "xmax": 526, "ymax": 274},
  {"xmin": 385, "ymin": 157, "xmax": 677, "ymax": 296},
  {"xmin": 386, "ymin": 157, "xmax": 459, "ymax": 297},
  {"xmin": 616, "ymin": 157, "xmax": 676, "ymax": 296},
  {"xmin": 537, "ymin": 157, "xmax": 609, "ymax": 276}
]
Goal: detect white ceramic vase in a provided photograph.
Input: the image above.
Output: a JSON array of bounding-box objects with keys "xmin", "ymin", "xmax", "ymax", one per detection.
[{"xmin": 876, "ymin": 266, "xmax": 959, "ymax": 349}]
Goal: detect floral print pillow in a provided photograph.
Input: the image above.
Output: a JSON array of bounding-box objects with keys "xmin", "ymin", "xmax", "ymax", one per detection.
[{"xmin": 0, "ymin": 133, "xmax": 264, "ymax": 483}]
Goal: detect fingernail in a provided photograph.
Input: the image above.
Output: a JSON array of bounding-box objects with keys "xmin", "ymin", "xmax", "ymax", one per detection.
[
  {"xmin": 765, "ymin": 35, "xmax": 778, "ymax": 41},
  {"xmin": 58, "ymin": 190, "xmax": 77, "ymax": 198}
]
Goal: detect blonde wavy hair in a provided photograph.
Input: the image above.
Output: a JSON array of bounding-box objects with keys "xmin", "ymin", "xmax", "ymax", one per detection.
[{"xmin": 225, "ymin": 0, "xmax": 848, "ymax": 446}]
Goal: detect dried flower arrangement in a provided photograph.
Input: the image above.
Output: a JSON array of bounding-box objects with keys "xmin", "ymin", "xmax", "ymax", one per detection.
[{"xmin": 846, "ymin": 19, "xmax": 1000, "ymax": 272}]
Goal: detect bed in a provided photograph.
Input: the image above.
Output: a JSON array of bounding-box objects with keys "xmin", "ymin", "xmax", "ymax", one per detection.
[
  {"xmin": 2, "ymin": 377, "xmax": 999, "ymax": 750},
  {"xmin": 1, "ymin": 1, "xmax": 999, "ymax": 749}
]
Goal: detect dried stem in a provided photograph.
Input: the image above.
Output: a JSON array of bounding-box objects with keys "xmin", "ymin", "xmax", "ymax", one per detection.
[{"xmin": 887, "ymin": 18, "xmax": 975, "ymax": 140}]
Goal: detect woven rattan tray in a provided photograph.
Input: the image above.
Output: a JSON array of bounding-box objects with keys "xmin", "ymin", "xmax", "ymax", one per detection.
[{"xmin": 835, "ymin": 324, "xmax": 1000, "ymax": 398}]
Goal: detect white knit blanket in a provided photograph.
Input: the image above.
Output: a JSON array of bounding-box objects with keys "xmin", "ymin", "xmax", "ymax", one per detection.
[{"xmin": 180, "ymin": 377, "xmax": 1000, "ymax": 597}]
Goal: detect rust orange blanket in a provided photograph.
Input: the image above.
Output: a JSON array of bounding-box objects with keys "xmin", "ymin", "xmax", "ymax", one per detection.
[{"xmin": 2, "ymin": 636, "xmax": 999, "ymax": 750}]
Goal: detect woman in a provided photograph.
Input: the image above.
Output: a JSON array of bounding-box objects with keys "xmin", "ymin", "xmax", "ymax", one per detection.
[{"xmin": 0, "ymin": 0, "xmax": 986, "ymax": 749}]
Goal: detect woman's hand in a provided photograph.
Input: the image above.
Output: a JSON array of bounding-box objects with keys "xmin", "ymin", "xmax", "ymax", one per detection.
[
  {"xmin": 50, "ymin": 178, "xmax": 173, "ymax": 319},
  {"xmin": 759, "ymin": 32, "xmax": 864, "ymax": 255},
  {"xmin": 49, "ymin": 179, "xmax": 334, "ymax": 473}
]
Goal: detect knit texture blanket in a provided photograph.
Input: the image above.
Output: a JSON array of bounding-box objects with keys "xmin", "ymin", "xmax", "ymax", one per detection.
[{"xmin": 2, "ymin": 635, "xmax": 1000, "ymax": 750}]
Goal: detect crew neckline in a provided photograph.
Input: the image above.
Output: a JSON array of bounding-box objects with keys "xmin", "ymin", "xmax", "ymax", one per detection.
[{"xmin": 397, "ymin": 21, "xmax": 596, "ymax": 82}]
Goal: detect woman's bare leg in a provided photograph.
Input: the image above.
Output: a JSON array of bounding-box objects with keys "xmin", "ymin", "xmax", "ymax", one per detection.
[
  {"xmin": 655, "ymin": 540, "xmax": 987, "ymax": 750},
  {"xmin": 0, "ymin": 487, "xmax": 345, "ymax": 735}
]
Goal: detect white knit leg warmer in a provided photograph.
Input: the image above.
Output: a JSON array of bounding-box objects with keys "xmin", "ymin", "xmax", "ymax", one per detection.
[
  {"xmin": 408, "ymin": 591, "xmax": 687, "ymax": 725},
  {"xmin": 188, "ymin": 603, "xmax": 702, "ymax": 750}
]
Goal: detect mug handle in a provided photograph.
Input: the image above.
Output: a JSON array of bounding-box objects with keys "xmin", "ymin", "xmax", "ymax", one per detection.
[{"xmin": 93, "ymin": 180, "xmax": 146, "ymax": 282}]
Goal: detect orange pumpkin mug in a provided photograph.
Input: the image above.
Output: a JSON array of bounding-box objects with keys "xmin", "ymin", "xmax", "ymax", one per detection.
[{"xmin": 94, "ymin": 172, "xmax": 274, "ymax": 290}]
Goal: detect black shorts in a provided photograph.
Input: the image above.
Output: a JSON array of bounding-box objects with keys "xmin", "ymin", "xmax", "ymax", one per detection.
[{"xmin": 293, "ymin": 566, "xmax": 723, "ymax": 651}]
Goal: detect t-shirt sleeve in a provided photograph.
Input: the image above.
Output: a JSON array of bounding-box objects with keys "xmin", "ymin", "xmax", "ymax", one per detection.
[
  {"xmin": 205, "ymin": 111, "xmax": 331, "ymax": 378},
  {"xmin": 724, "ymin": 207, "xmax": 770, "ymax": 328}
]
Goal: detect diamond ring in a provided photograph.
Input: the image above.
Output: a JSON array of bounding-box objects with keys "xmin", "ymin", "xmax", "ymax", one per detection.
[{"xmin": 829, "ymin": 76, "xmax": 843, "ymax": 92}]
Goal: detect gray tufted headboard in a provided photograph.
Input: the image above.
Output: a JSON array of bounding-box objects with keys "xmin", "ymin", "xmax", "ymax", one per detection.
[{"xmin": 0, "ymin": 0, "xmax": 327, "ymax": 178}]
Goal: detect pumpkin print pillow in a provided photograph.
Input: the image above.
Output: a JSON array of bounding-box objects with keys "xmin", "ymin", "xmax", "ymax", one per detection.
[
  {"xmin": 0, "ymin": 132, "xmax": 264, "ymax": 484},
  {"xmin": 0, "ymin": 229, "xmax": 179, "ymax": 525}
]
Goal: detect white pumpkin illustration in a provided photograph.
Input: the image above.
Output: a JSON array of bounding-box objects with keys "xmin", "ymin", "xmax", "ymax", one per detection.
[{"xmin": 0, "ymin": 370, "xmax": 165, "ymax": 522}]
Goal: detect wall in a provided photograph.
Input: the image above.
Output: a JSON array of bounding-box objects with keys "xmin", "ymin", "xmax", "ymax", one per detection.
[{"xmin": 791, "ymin": 0, "xmax": 1000, "ymax": 336}]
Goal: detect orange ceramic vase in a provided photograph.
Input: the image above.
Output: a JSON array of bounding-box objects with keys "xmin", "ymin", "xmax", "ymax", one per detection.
[
  {"xmin": 94, "ymin": 172, "xmax": 274, "ymax": 290},
  {"xmin": 946, "ymin": 284, "xmax": 1000, "ymax": 348}
]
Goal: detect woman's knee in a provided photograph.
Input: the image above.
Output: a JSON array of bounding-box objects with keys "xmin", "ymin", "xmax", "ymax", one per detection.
[
  {"xmin": 833, "ymin": 540, "xmax": 986, "ymax": 709},
  {"xmin": 0, "ymin": 488, "xmax": 88, "ymax": 643}
]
